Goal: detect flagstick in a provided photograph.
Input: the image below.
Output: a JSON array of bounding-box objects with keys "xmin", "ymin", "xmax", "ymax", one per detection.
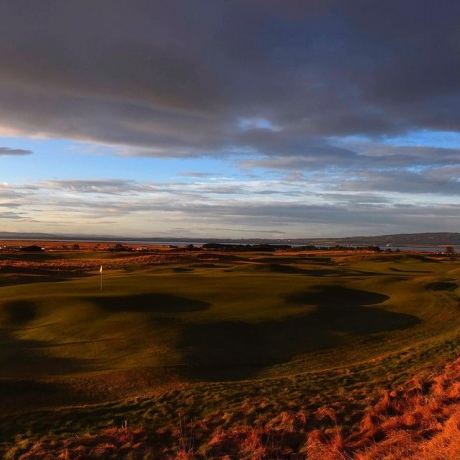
[{"xmin": 100, "ymin": 265, "xmax": 103, "ymax": 291}]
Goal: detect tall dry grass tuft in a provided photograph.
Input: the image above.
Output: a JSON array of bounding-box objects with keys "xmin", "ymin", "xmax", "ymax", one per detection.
[
  {"xmin": 303, "ymin": 407, "xmax": 347, "ymax": 460},
  {"xmin": 342, "ymin": 357, "xmax": 460, "ymax": 459},
  {"xmin": 174, "ymin": 414, "xmax": 200, "ymax": 459},
  {"xmin": 8, "ymin": 425, "xmax": 150, "ymax": 460},
  {"xmin": 420, "ymin": 411, "xmax": 460, "ymax": 460}
]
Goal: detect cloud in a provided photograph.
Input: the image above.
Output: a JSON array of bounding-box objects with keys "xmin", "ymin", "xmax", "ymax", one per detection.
[
  {"xmin": 0, "ymin": 201, "xmax": 21, "ymax": 208},
  {"xmin": 0, "ymin": 211, "xmax": 29, "ymax": 220},
  {"xmin": 0, "ymin": 147, "xmax": 32, "ymax": 156},
  {"xmin": 240, "ymin": 142, "xmax": 460, "ymax": 190},
  {"xmin": 338, "ymin": 167, "xmax": 460, "ymax": 196},
  {"xmin": 41, "ymin": 179, "xmax": 145, "ymax": 195},
  {"xmin": 180, "ymin": 172, "xmax": 217, "ymax": 178},
  {"xmin": 2, "ymin": 175, "xmax": 460, "ymax": 237},
  {"xmin": 1, "ymin": 2, "xmax": 460, "ymax": 237},
  {"xmin": 0, "ymin": 1, "xmax": 459, "ymax": 161}
]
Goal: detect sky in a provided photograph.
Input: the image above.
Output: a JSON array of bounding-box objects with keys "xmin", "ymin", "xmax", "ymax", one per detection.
[{"xmin": 1, "ymin": 0, "xmax": 460, "ymax": 239}]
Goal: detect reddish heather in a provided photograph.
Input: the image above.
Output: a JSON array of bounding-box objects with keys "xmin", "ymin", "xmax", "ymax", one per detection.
[{"xmin": 8, "ymin": 358, "xmax": 460, "ymax": 459}]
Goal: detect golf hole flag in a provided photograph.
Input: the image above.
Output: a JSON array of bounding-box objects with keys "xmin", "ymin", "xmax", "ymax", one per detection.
[{"xmin": 100, "ymin": 265, "xmax": 103, "ymax": 274}]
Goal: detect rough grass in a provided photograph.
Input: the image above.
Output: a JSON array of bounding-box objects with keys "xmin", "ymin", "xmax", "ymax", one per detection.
[
  {"xmin": 5, "ymin": 356, "xmax": 460, "ymax": 459},
  {"xmin": 1, "ymin": 248, "xmax": 460, "ymax": 458}
]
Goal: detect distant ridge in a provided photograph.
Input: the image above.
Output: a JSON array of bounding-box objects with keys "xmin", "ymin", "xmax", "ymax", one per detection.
[
  {"xmin": 0, "ymin": 231, "xmax": 459, "ymax": 246},
  {"xmin": 321, "ymin": 232, "xmax": 460, "ymax": 247}
]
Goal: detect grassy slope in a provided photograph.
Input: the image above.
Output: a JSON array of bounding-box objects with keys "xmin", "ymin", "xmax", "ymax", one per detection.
[{"xmin": 0, "ymin": 250, "xmax": 459, "ymax": 457}]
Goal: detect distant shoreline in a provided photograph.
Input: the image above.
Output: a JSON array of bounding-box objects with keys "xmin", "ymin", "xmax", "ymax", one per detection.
[
  {"xmin": 0, "ymin": 231, "xmax": 459, "ymax": 248},
  {"xmin": 0, "ymin": 238, "xmax": 455, "ymax": 254}
]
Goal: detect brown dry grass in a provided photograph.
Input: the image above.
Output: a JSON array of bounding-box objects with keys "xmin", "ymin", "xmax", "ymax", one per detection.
[
  {"xmin": 6, "ymin": 357, "xmax": 460, "ymax": 459},
  {"xmin": 347, "ymin": 357, "xmax": 460, "ymax": 460},
  {"xmin": 0, "ymin": 249, "xmax": 207, "ymax": 277}
]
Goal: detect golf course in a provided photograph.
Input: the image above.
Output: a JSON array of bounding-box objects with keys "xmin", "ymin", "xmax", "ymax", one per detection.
[{"xmin": 1, "ymin": 243, "xmax": 459, "ymax": 459}]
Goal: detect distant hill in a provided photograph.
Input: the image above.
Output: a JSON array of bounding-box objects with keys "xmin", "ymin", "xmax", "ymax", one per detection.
[
  {"xmin": 316, "ymin": 232, "xmax": 460, "ymax": 247},
  {"xmin": 0, "ymin": 231, "xmax": 53, "ymax": 239}
]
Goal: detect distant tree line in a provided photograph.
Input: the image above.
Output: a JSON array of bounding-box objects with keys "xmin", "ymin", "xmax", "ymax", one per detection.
[
  {"xmin": 202, "ymin": 243, "xmax": 292, "ymax": 252},
  {"xmin": 202, "ymin": 243, "xmax": 382, "ymax": 252},
  {"xmin": 21, "ymin": 245, "xmax": 44, "ymax": 252}
]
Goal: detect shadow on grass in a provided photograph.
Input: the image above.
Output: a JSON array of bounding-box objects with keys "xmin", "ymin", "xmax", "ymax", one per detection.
[
  {"xmin": 2, "ymin": 300, "xmax": 37, "ymax": 323},
  {"xmin": 233, "ymin": 262, "xmax": 385, "ymax": 278},
  {"xmin": 424, "ymin": 281, "xmax": 458, "ymax": 291},
  {"xmin": 0, "ymin": 266, "xmax": 92, "ymax": 287},
  {"xmin": 286, "ymin": 286, "xmax": 419, "ymax": 335},
  {"xmin": 0, "ymin": 379, "xmax": 75, "ymax": 416},
  {"xmin": 181, "ymin": 285, "xmax": 420, "ymax": 381},
  {"xmin": 0, "ymin": 336, "xmax": 93, "ymax": 380},
  {"xmin": 0, "ymin": 301, "xmax": 100, "ymax": 382},
  {"xmin": 254, "ymin": 257, "xmax": 335, "ymax": 264},
  {"xmin": 191, "ymin": 263, "xmax": 227, "ymax": 269},
  {"xmin": 181, "ymin": 321, "xmax": 274, "ymax": 381},
  {"xmin": 232, "ymin": 263, "xmax": 344, "ymax": 276},
  {"xmin": 390, "ymin": 267, "xmax": 432, "ymax": 273},
  {"xmin": 87, "ymin": 293, "xmax": 211, "ymax": 313}
]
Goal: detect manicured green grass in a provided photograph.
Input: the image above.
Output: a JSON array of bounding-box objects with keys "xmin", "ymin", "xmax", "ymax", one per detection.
[{"xmin": 0, "ymin": 250, "xmax": 459, "ymax": 455}]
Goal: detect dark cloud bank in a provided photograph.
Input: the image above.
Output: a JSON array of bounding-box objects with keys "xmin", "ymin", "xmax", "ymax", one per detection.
[{"xmin": 1, "ymin": 1, "xmax": 459, "ymax": 156}]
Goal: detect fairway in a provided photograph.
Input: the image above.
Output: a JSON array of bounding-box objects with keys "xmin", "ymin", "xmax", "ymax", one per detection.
[{"xmin": 1, "ymin": 247, "xmax": 460, "ymax": 457}]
